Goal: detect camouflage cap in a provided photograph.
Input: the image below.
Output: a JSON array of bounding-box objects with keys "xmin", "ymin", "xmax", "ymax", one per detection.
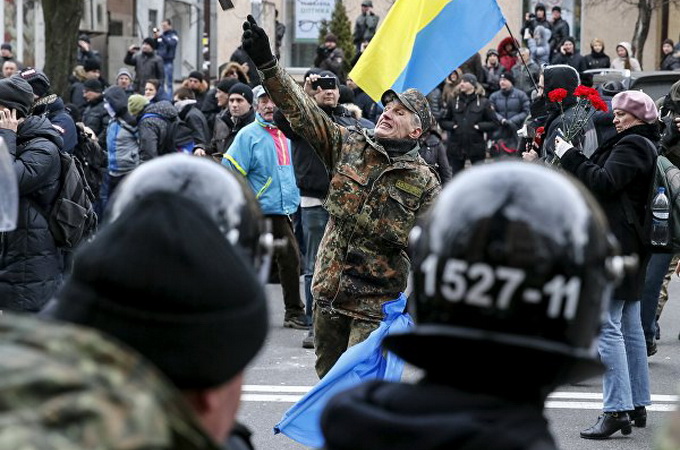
[{"xmin": 381, "ymin": 88, "xmax": 433, "ymax": 133}]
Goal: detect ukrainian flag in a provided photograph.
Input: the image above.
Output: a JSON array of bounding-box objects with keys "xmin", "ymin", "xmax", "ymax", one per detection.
[{"xmin": 349, "ymin": 0, "xmax": 506, "ymax": 101}]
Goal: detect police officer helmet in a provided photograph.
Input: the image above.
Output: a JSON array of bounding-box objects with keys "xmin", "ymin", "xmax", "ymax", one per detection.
[
  {"xmin": 385, "ymin": 162, "xmax": 621, "ymax": 385},
  {"xmin": 108, "ymin": 154, "xmax": 272, "ymax": 278}
]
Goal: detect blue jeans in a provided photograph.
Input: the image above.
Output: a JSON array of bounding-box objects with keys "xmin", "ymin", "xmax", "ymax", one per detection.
[
  {"xmin": 163, "ymin": 61, "xmax": 174, "ymax": 97},
  {"xmin": 301, "ymin": 205, "xmax": 329, "ymax": 323},
  {"xmin": 640, "ymin": 253, "xmax": 674, "ymax": 344},
  {"xmin": 599, "ymin": 299, "xmax": 651, "ymax": 412}
]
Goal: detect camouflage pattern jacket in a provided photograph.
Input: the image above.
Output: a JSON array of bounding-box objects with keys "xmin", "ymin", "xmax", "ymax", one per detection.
[
  {"xmin": 261, "ymin": 63, "xmax": 441, "ymax": 322},
  {"xmin": 0, "ymin": 314, "xmax": 221, "ymax": 449}
]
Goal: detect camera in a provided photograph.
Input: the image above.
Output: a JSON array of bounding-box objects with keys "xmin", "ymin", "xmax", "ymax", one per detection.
[
  {"xmin": 152, "ymin": 27, "xmax": 159, "ymax": 34},
  {"xmin": 312, "ymin": 77, "xmax": 337, "ymax": 91}
]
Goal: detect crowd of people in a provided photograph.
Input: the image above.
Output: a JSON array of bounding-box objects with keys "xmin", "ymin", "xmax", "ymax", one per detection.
[{"xmin": 2, "ymin": 6, "xmax": 680, "ymax": 449}]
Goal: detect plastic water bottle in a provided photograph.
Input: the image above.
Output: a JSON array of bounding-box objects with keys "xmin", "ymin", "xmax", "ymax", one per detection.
[{"xmin": 651, "ymin": 187, "xmax": 671, "ymax": 246}]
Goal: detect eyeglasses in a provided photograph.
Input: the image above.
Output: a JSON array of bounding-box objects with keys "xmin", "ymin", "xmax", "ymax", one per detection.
[{"xmin": 298, "ymin": 20, "xmax": 322, "ymax": 32}]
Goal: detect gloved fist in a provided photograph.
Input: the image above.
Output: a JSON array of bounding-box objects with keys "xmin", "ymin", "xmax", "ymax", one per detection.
[
  {"xmin": 554, "ymin": 136, "xmax": 574, "ymax": 158},
  {"xmin": 242, "ymin": 15, "xmax": 275, "ymax": 67}
]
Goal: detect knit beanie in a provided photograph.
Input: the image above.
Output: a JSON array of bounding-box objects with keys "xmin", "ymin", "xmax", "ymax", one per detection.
[
  {"xmin": 50, "ymin": 192, "xmax": 269, "ymax": 390},
  {"xmin": 499, "ymin": 71, "xmax": 515, "ymax": 85},
  {"xmin": 83, "ymin": 59, "xmax": 101, "ymax": 73},
  {"xmin": 143, "ymin": 37, "xmax": 157, "ymax": 50},
  {"xmin": 188, "ymin": 70, "xmax": 204, "ymax": 82},
  {"xmin": 611, "ymin": 90, "xmax": 659, "ymax": 124},
  {"xmin": 228, "ymin": 82, "xmax": 253, "ymax": 104},
  {"xmin": 461, "ymin": 73, "xmax": 478, "ymax": 85},
  {"xmin": 18, "ymin": 67, "xmax": 51, "ymax": 98},
  {"xmin": 0, "ymin": 75, "xmax": 35, "ymax": 118},
  {"xmin": 83, "ymin": 79, "xmax": 103, "ymax": 93},
  {"xmin": 216, "ymin": 78, "xmax": 238, "ymax": 94},
  {"xmin": 128, "ymin": 94, "xmax": 149, "ymax": 115},
  {"xmin": 116, "ymin": 67, "xmax": 134, "ymax": 81}
]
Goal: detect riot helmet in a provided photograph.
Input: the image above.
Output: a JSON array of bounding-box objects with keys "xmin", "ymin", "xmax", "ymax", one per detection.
[
  {"xmin": 107, "ymin": 154, "xmax": 273, "ymax": 281},
  {"xmin": 385, "ymin": 162, "xmax": 622, "ymax": 387}
]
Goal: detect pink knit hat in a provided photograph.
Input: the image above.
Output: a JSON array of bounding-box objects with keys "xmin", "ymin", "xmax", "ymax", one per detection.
[{"xmin": 611, "ymin": 90, "xmax": 658, "ymax": 123}]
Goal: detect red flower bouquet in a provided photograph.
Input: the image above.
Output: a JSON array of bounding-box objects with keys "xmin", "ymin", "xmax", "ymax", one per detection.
[{"xmin": 547, "ymin": 85, "xmax": 608, "ymax": 142}]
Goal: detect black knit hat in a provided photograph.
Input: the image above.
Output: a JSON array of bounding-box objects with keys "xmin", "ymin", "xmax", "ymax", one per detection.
[
  {"xmin": 0, "ymin": 75, "xmax": 35, "ymax": 118},
  {"xmin": 188, "ymin": 70, "xmax": 204, "ymax": 82},
  {"xmin": 216, "ymin": 78, "xmax": 238, "ymax": 94},
  {"xmin": 18, "ymin": 67, "xmax": 51, "ymax": 98},
  {"xmin": 83, "ymin": 79, "xmax": 103, "ymax": 93},
  {"xmin": 143, "ymin": 37, "xmax": 157, "ymax": 50},
  {"xmin": 229, "ymin": 82, "xmax": 253, "ymax": 104},
  {"xmin": 83, "ymin": 58, "xmax": 101, "ymax": 72},
  {"xmin": 500, "ymin": 71, "xmax": 515, "ymax": 85},
  {"xmin": 50, "ymin": 192, "xmax": 269, "ymax": 390}
]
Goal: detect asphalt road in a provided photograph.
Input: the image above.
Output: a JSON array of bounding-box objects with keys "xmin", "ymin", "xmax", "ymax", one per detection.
[{"xmin": 238, "ymin": 279, "xmax": 680, "ymax": 450}]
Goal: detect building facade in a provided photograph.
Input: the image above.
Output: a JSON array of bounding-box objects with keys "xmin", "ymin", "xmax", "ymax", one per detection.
[{"xmin": 212, "ymin": 0, "xmax": 680, "ymax": 82}]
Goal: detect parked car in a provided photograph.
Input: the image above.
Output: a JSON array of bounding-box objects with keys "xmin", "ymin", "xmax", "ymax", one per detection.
[{"xmin": 583, "ymin": 69, "xmax": 680, "ymax": 101}]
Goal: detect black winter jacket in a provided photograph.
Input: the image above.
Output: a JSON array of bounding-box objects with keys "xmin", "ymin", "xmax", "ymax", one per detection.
[
  {"xmin": 82, "ymin": 95, "xmax": 109, "ymax": 148},
  {"xmin": 560, "ymin": 124, "xmax": 658, "ymax": 300},
  {"xmin": 583, "ymin": 51, "xmax": 611, "ymax": 70},
  {"xmin": 177, "ymin": 102, "xmax": 210, "ymax": 150},
  {"xmin": 33, "ymin": 95, "xmax": 78, "ymax": 153},
  {"xmin": 440, "ymin": 93, "xmax": 498, "ymax": 159},
  {"xmin": 0, "ymin": 116, "xmax": 64, "ymax": 312},
  {"xmin": 418, "ymin": 130, "xmax": 452, "ymax": 184},
  {"xmin": 322, "ymin": 380, "xmax": 557, "ymax": 450},
  {"xmin": 275, "ymin": 105, "xmax": 358, "ymax": 199},
  {"xmin": 137, "ymin": 100, "xmax": 178, "ymax": 161},
  {"xmin": 550, "ymin": 52, "xmax": 586, "ymax": 73}
]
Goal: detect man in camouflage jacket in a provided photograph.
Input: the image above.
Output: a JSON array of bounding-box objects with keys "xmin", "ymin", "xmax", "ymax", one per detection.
[{"xmin": 241, "ymin": 16, "xmax": 441, "ymax": 377}]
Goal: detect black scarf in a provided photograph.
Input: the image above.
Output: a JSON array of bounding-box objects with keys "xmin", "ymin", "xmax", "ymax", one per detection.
[{"xmin": 376, "ymin": 137, "xmax": 418, "ymax": 158}]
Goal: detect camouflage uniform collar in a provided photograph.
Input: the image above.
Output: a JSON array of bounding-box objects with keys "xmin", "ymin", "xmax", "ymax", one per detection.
[{"xmin": 255, "ymin": 112, "xmax": 278, "ymax": 129}]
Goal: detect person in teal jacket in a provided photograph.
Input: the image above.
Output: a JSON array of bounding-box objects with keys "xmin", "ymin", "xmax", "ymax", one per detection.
[{"xmin": 223, "ymin": 85, "xmax": 306, "ymax": 330}]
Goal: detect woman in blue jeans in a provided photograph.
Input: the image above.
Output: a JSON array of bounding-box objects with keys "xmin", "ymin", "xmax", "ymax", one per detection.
[{"xmin": 554, "ymin": 90, "xmax": 659, "ymax": 439}]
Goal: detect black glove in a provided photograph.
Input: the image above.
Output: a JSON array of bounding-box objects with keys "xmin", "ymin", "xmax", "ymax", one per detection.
[
  {"xmin": 661, "ymin": 115, "xmax": 680, "ymax": 149},
  {"xmin": 242, "ymin": 15, "xmax": 275, "ymax": 67}
]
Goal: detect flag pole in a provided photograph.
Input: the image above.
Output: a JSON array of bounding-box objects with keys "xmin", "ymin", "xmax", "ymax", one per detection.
[{"xmin": 504, "ymin": 22, "xmax": 540, "ymax": 93}]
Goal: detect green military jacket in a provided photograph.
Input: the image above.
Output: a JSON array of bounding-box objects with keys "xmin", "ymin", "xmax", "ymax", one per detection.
[
  {"xmin": 0, "ymin": 314, "xmax": 221, "ymax": 449},
  {"xmin": 261, "ymin": 64, "xmax": 441, "ymax": 321}
]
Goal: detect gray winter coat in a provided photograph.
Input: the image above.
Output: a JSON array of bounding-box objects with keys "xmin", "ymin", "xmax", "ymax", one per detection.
[
  {"xmin": 489, "ymin": 87, "xmax": 530, "ymax": 128},
  {"xmin": 124, "ymin": 50, "xmax": 165, "ymax": 93},
  {"xmin": 0, "ymin": 116, "xmax": 64, "ymax": 312},
  {"xmin": 527, "ymin": 25, "xmax": 552, "ymax": 65}
]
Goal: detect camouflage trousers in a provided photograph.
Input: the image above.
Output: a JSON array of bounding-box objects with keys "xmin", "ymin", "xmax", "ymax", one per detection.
[
  {"xmin": 313, "ymin": 306, "xmax": 379, "ymax": 379},
  {"xmin": 658, "ymin": 254, "xmax": 680, "ymax": 317}
]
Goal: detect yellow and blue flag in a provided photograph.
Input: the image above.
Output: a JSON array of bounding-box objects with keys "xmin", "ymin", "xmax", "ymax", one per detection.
[{"xmin": 349, "ymin": 0, "xmax": 506, "ymax": 101}]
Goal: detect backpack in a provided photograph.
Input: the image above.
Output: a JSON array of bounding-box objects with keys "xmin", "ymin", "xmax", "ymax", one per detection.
[
  {"xmin": 621, "ymin": 135, "xmax": 680, "ymax": 253},
  {"xmin": 33, "ymin": 149, "xmax": 98, "ymax": 249},
  {"xmin": 72, "ymin": 123, "xmax": 107, "ymax": 200},
  {"xmin": 140, "ymin": 112, "xmax": 181, "ymax": 155}
]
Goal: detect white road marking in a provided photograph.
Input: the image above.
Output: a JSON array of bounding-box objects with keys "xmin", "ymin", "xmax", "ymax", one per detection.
[{"xmin": 241, "ymin": 386, "xmax": 680, "ymax": 410}]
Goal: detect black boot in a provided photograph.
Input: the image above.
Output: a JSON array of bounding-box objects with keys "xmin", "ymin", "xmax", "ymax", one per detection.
[
  {"xmin": 627, "ymin": 406, "xmax": 647, "ymax": 427},
  {"xmin": 580, "ymin": 412, "xmax": 632, "ymax": 439}
]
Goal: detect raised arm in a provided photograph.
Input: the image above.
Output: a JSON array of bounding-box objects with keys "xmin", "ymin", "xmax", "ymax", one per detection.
[{"xmin": 241, "ymin": 15, "xmax": 345, "ymax": 171}]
